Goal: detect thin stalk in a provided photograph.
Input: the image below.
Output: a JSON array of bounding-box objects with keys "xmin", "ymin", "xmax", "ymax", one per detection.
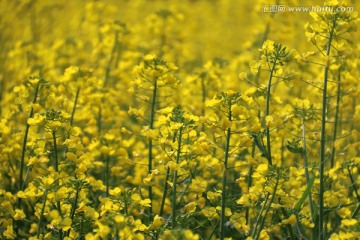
[
  {"xmin": 347, "ymin": 167, "xmax": 360, "ymax": 201},
  {"xmin": 352, "ymin": 204, "xmax": 360, "ymax": 219},
  {"xmin": 220, "ymin": 102, "xmax": 232, "ymax": 240},
  {"xmin": 159, "ymin": 167, "xmax": 170, "ymax": 217},
  {"xmin": 159, "ymin": 133, "xmax": 178, "ymax": 216},
  {"xmin": 207, "ymin": 220, "xmax": 220, "ymax": 240},
  {"xmin": 52, "ymin": 130, "xmax": 62, "ymax": 240},
  {"xmin": 177, "ymin": 175, "xmax": 192, "ymax": 203},
  {"xmin": 22, "ymin": 166, "xmax": 32, "ymax": 190},
  {"xmin": 63, "ymin": 87, "xmax": 81, "ymax": 162},
  {"xmin": 124, "ymin": 194, "xmax": 129, "ymax": 216},
  {"xmin": 281, "ymin": 137, "xmax": 285, "ymax": 165},
  {"xmin": 37, "ymin": 190, "xmax": 48, "ymax": 238},
  {"xmin": 201, "ymin": 76, "xmax": 206, "ymax": 132},
  {"xmin": 251, "ymin": 193, "xmax": 270, "ymax": 238},
  {"xmin": 302, "ymin": 117, "xmax": 315, "ymax": 239},
  {"xmin": 52, "ymin": 131, "xmax": 59, "ymax": 172},
  {"xmin": 265, "ymin": 60, "xmax": 277, "ymax": 166},
  {"xmin": 148, "ymin": 78, "xmax": 158, "ymax": 217},
  {"xmin": 302, "ymin": 118, "xmax": 315, "ymax": 221},
  {"xmin": 70, "ymin": 87, "xmax": 80, "ymax": 127},
  {"xmin": 79, "ymin": 218, "xmax": 84, "ymax": 238},
  {"xmin": 171, "ymin": 128, "xmax": 183, "ymax": 229},
  {"xmin": 295, "ymin": 212, "xmax": 308, "ymax": 238},
  {"xmin": 97, "ymin": 105, "xmax": 102, "ymax": 136},
  {"xmin": 246, "ymin": 144, "xmax": 255, "ymax": 224},
  {"xmin": 105, "ymin": 155, "xmax": 110, "ymax": 197},
  {"xmin": 18, "ymin": 82, "xmax": 40, "ymax": 195},
  {"xmin": 0, "ymin": 77, "xmax": 3, "ymax": 115},
  {"xmin": 330, "ymin": 69, "xmax": 341, "ymax": 168},
  {"xmin": 178, "ymin": 165, "xmax": 198, "ymax": 203},
  {"xmin": 280, "ymin": 206, "xmax": 295, "ymax": 239},
  {"xmin": 103, "ymin": 32, "xmax": 118, "ymax": 88},
  {"xmin": 254, "ymin": 168, "xmax": 280, "ymax": 240},
  {"xmin": 319, "ymin": 18, "xmax": 336, "ymax": 240},
  {"xmin": 67, "ymin": 182, "xmax": 81, "ymax": 236},
  {"xmin": 30, "ymin": 0, "xmax": 38, "ymax": 43}
]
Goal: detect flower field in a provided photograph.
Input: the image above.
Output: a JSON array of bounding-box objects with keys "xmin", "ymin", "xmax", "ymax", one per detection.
[{"xmin": 0, "ymin": 0, "xmax": 360, "ymax": 239}]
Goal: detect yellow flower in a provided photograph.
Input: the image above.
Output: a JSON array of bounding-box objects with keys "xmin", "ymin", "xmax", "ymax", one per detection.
[
  {"xmin": 237, "ymin": 194, "xmax": 250, "ymax": 206},
  {"xmin": 202, "ymin": 207, "xmax": 218, "ymax": 220},
  {"xmin": 66, "ymin": 152, "xmax": 78, "ymax": 162},
  {"xmin": 114, "ymin": 215, "xmax": 125, "ymax": 223},
  {"xmin": 260, "ymin": 40, "xmax": 275, "ymax": 53},
  {"xmin": 144, "ymin": 54, "xmax": 157, "ymax": 62},
  {"xmin": 259, "ymin": 230, "xmax": 270, "ymax": 240},
  {"xmin": 13, "ymin": 209, "xmax": 26, "ymax": 220},
  {"xmin": 61, "ymin": 66, "xmax": 79, "ymax": 83},
  {"xmin": 265, "ymin": 115, "xmax": 274, "ymax": 127},
  {"xmin": 95, "ymin": 221, "xmax": 111, "ymax": 239},
  {"xmin": 341, "ymin": 219, "xmax": 357, "ymax": 227},
  {"xmin": 140, "ymin": 199, "xmax": 152, "ymax": 207},
  {"xmin": 109, "ymin": 187, "xmax": 122, "ymax": 196},
  {"xmin": 134, "ymin": 219, "xmax": 148, "ymax": 231},
  {"xmin": 257, "ymin": 164, "xmax": 268, "ymax": 175},
  {"xmin": 184, "ymin": 202, "xmax": 197, "ymax": 213},
  {"xmin": 143, "ymin": 175, "xmax": 154, "ymax": 186},
  {"xmin": 282, "ymin": 214, "xmax": 296, "ymax": 225},
  {"xmin": 238, "ymin": 72, "xmax": 248, "ymax": 81},
  {"xmin": 205, "ymin": 98, "xmax": 221, "ymax": 107},
  {"xmin": 230, "ymin": 212, "xmax": 250, "ymax": 234},
  {"xmin": 150, "ymin": 215, "xmax": 165, "ymax": 229},
  {"xmin": 3, "ymin": 224, "xmax": 16, "ymax": 239},
  {"xmin": 27, "ymin": 113, "xmax": 45, "ymax": 126},
  {"xmin": 207, "ymin": 191, "xmax": 221, "ymax": 202}
]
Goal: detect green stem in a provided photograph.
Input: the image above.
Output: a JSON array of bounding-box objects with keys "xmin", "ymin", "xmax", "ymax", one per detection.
[
  {"xmin": 160, "ymin": 132, "xmax": 178, "ymax": 217},
  {"xmin": 280, "ymin": 205, "xmax": 295, "ymax": 239},
  {"xmin": 148, "ymin": 78, "xmax": 158, "ymax": 217},
  {"xmin": 178, "ymin": 176, "xmax": 191, "ymax": 203},
  {"xmin": 103, "ymin": 32, "xmax": 118, "ymax": 88},
  {"xmin": 18, "ymin": 82, "xmax": 40, "ymax": 194},
  {"xmin": 97, "ymin": 105, "xmax": 102, "ymax": 136},
  {"xmin": 67, "ymin": 182, "xmax": 81, "ymax": 236},
  {"xmin": 159, "ymin": 167, "xmax": 170, "ymax": 217},
  {"xmin": 172, "ymin": 128, "xmax": 183, "ymax": 229},
  {"xmin": 347, "ymin": 167, "xmax": 360, "ymax": 201},
  {"xmin": 330, "ymin": 69, "xmax": 341, "ymax": 168},
  {"xmin": 265, "ymin": 60, "xmax": 277, "ymax": 166},
  {"xmin": 70, "ymin": 87, "xmax": 80, "ymax": 127},
  {"xmin": 201, "ymin": 75, "xmax": 206, "ymax": 132},
  {"xmin": 220, "ymin": 102, "xmax": 232, "ymax": 240},
  {"xmin": 207, "ymin": 220, "xmax": 219, "ymax": 240},
  {"xmin": 22, "ymin": 166, "xmax": 32, "ymax": 190},
  {"xmin": 254, "ymin": 168, "xmax": 280, "ymax": 240},
  {"xmin": 246, "ymin": 144, "xmax": 255, "ymax": 224},
  {"xmin": 37, "ymin": 190, "xmax": 48, "ymax": 238},
  {"xmin": 52, "ymin": 130, "xmax": 62, "ymax": 237},
  {"xmin": 124, "ymin": 194, "xmax": 129, "ymax": 216},
  {"xmin": 0, "ymin": 77, "xmax": 4, "ymax": 115},
  {"xmin": 52, "ymin": 131, "xmax": 59, "ymax": 172},
  {"xmin": 352, "ymin": 204, "xmax": 360, "ymax": 219},
  {"xmin": 319, "ymin": 18, "xmax": 336, "ymax": 240},
  {"xmin": 295, "ymin": 212, "xmax": 307, "ymax": 238},
  {"xmin": 302, "ymin": 117, "xmax": 315, "ymax": 239},
  {"xmin": 252, "ymin": 193, "xmax": 270, "ymax": 238},
  {"xmin": 105, "ymin": 155, "xmax": 110, "ymax": 197},
  {"xmin": 302, "ymin": 118, "xmax": 315, "ymax": 222}
]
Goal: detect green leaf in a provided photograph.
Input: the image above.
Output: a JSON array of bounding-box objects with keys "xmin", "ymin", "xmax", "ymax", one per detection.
[{"xmin": 294, "ymin": 174, "xmax": 315, "ymax": 212}]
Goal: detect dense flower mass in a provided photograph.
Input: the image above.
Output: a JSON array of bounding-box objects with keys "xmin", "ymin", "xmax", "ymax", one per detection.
[{"xmin": 0, "ymin": 0, "xmax": 359, "ymax": 239}]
